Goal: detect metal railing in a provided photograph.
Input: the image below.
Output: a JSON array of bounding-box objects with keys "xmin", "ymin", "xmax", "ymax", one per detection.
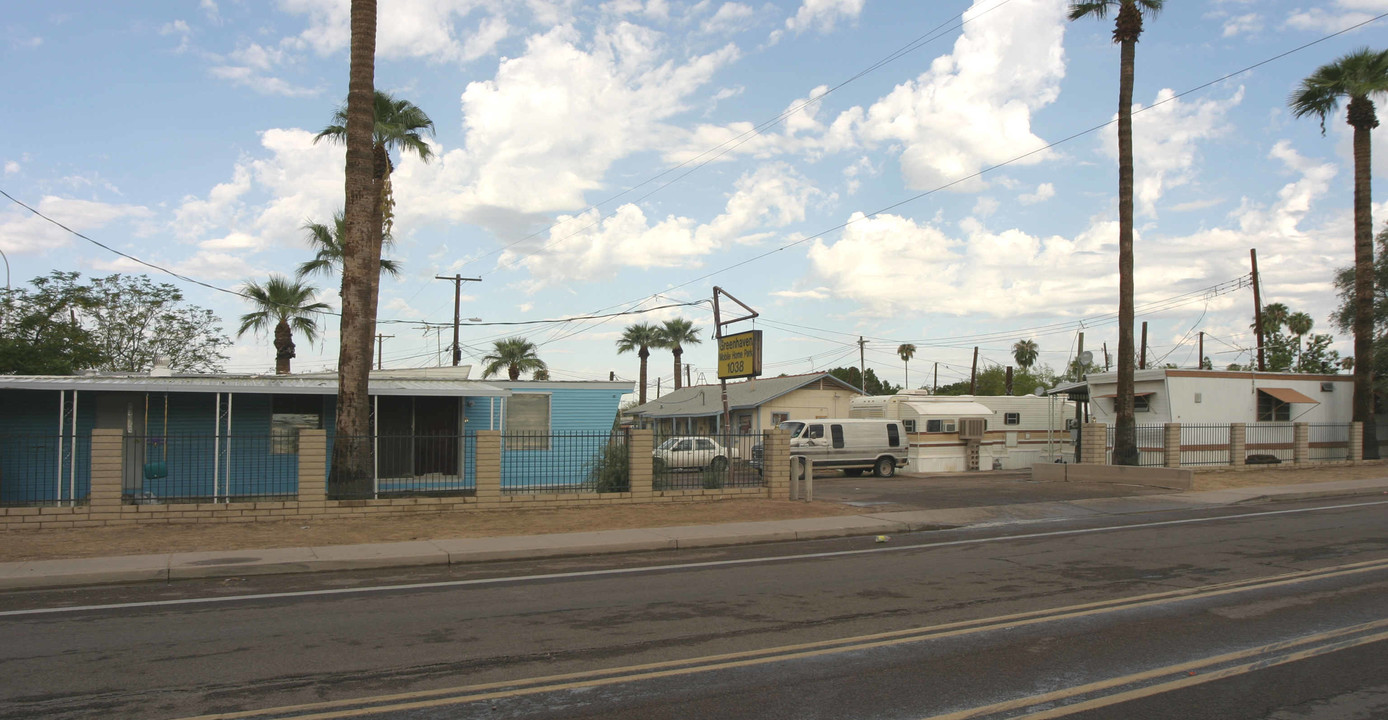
[
  {"xmin": 652, "ymin": 432, "xmax": 765, "ymax": 491},
  {"xmin": 1245, "ymin": 422, "xmax": 1295, "ymax": 463},
  {"xmin": 502, "ymin": 430, "xmax": 629, "ymax": 493},
  {"xmin": 1308, "ymin": 423, "xmax": 1350, "ymax": 462},
  {"xmin": 1104, "ymin": 425, "xmax": 1165, "ymax": 467},
  {"xmin": 0, "ymin": 434, "xmax": 91, "ymax": 507},
  {"xmin": 123, "ymin": 434, "xmax": 298, "ymax": 504},
  {"xmin": 1179, "ymin": 424, "xmax": 1231, "ymax": 466}
]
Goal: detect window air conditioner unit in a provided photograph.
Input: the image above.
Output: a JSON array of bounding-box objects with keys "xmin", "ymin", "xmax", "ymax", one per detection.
[{"xmin": 959, "ymin": 418, "xmax": 986, "ymax": 440}]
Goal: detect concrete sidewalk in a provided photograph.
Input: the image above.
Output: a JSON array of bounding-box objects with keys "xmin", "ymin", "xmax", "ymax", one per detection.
[{"xmin": 3, "ymin": 477, "xmax": 1386, "ymax": 590}]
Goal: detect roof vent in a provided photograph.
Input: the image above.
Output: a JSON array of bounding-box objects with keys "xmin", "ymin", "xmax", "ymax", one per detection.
[{"xmin": 149, "ymin": 355, "xmax": 173, "ymax": 377}]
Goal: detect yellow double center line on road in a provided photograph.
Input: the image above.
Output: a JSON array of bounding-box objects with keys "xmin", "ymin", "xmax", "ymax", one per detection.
[{"xmin": 179, "ymin": 557, "xmax": 1388, "ymax": 720}]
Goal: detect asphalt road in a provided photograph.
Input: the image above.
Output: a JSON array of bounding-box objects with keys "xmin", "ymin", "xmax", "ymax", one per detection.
[
  {"xmin": 2, "ymin": 498, "xmax": 1386, "ymax": 719},
  {"xmin": 811, "ymin": 469, "xmax": 1175, "ymax": 509}
]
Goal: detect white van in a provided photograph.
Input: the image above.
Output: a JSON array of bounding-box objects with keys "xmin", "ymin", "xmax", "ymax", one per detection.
[{"xmin": 785, "ymin": 418, "xmax": 909, "ymax": 477}]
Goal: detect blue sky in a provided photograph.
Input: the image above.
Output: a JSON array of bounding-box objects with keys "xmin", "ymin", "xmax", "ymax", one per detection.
[{"xmin": 2, "ymin": 0, "xmax": 1386, "ymax": 395}]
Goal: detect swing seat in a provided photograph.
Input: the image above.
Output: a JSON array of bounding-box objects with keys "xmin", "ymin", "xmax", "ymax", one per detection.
[{"xmin": 143, "ymin": 461, "xmax": 168, "ymax": 480}]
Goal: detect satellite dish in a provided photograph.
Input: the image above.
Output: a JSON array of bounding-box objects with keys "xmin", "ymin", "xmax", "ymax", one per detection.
[
  {"xmin": 1078, "ymin": 350, "xmax": 1093, "ymax": 366},
  {"xmin": 1034, "ymin": 385, "xmax": 1047, "ymax": 396}
]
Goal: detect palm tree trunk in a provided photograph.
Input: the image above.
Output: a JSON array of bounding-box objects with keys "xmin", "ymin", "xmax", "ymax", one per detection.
[
  {"xmin": 330, "ymin": 0, "xmax": 378, "ymax": 498},
  {"xmin": 1350, "ymin": 106, "xmax": 1379, "ymax": 459},
  {"xmin": 673, "ymin": 347, "xmax": 683, "ymax": 390},
  {"xmin": 1112, "ymin": 30, "xmax": 1139, "ymax": 466},
  {"xmin": 904, "ymin": 361, "xmax": 909, "ymax": 390},
  {"xmin": 638, "ymin": 347, "xmax": 649, "ymax": 405},
  {"xmin": 273, "ymin": 320, "xmax": 295, "ymax": 375}
]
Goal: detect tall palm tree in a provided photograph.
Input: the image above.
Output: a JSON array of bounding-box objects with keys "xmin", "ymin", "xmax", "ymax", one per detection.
[
  {"xmin": 329, "ymin": 0, "xmax": 380, "ymax": 495},
  {"xmin": 482, "ymin": 337, "xmax": 547, "ymax": 381},
  {"xmin": 1260, "ymin": 302, "xmax": 1290, "ymax": 335},
  {"xmin": 1070, "ymin": 0, "xmax": 1164, "ymax": 466},
  {"xmin": 236, "ymin": 275, "xmax": 331, "ymax": 375},
  {"xmin": 1291, "ymin": 48, "xmax": 1388, "ymax": 459},
  {"xmin": 1012, "ymin": 339, "xmax": 1040, "ymax": 371},
  {"xmin": 1287, "ymin": 311, "xmax": 1314, "ymax": 371},
  {"xmin": 897, "ymin": 343, "xmax": 917, "ymax": 389},
  {"xmin": 657, "ymin": 318, "xmax": 702, "ymax": 391},
  {"xmin": 297, "ymin": 211, "xmax": 403, "ymax": 281},
  {"xmin": 617, "ymin": 323, "xmax": 663, "ymax": 405}
]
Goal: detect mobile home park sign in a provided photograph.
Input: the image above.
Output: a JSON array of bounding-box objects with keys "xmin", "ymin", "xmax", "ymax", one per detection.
[{"xmin": 717, "ymin": 330, "xmax": 763, "ymax": 380}]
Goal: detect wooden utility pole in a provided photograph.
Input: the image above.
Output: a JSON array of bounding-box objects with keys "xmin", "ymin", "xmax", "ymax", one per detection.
[
  {"xmin": 375, "ymin": 334, "xmax": 393, "ymax": 370},
  {"xmin": 685, "ymin": 363, "xmax": 692, "ymax": 388},
  {"xmin": 1005, "ymin": 366, "xmax": 1014, "ymax": 396},
  {"xmin": 1250, "ymin": 249, "xmax": 1265, "ymax": 371},
  {"xmin": 1103, "ymin": 342, "xmax": 1111, "ymax": 371},
  {"xmin": 434, "ymin": 274, "xmax": 482, "ymax": 366},
  {"xmin": 1139, "ymin": 322, "xmax": 1148, "ymax": 369},
  {"xmin": 933, "ymin": 362, "xmax": 938, "ymax": 394},
  {"xmin": 1074, "ymin": 332, "xmax": 1085, "ymax": 380},
  {"xmin": 858, "ymin": 337, "xmax": 868, "ymax": 393},
  {"xmin": 1198, "ymin": 331, "xmax": 1204, "ymax": 369},
  {"xmin": 969, "ymin": 346, "xmax": 979, "ymax": 395}
]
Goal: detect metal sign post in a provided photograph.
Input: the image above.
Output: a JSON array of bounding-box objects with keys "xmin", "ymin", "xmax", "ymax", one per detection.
[{"xmin": 712, "ymin": 287, "xmax": 760, "ymax": 433}]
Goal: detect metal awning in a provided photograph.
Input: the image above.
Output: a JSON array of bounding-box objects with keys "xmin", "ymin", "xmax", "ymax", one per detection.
[
  {"xmin": 1094, "ymin": 392, "xmax": 1155, "ymax": 399},
  {"xmin": 900, "ymin": 401, "xmax": 993, "ymax": 417},
  {"xmin": 1258, "ymin": 387, "xmax": 1319, "ymax": 404}
]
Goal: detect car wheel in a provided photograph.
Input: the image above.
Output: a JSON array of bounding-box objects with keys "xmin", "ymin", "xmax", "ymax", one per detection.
[
  {"xmin": 843, "ymin": 468, "xmax": 864, "ymax": 477},
  {"xmin": 874, "ymin": 457, "xmax": 895, "ymax": 478},
  {"xmin": 708, "ymin": 456, "xmax": 729, "ymax": 472}
]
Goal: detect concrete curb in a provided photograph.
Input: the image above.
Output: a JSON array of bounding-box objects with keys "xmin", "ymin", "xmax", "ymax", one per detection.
[{"xmin": 3, "ymin": 478, "xmax": 1386, "ymax": 591}]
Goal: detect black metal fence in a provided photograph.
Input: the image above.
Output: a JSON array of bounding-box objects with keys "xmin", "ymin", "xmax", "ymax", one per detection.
[
  {"xmin": 1105, "ymin": 425, "xmax": 1165, "ymax": 467},
  {"xmin": 1179, "ymin": 424, "xmax": 1231, "ymax": 466},
  {"xmin": 1308, "ymin": 423, "xmax": 1351, "ymax": 462},
  {"xmin": 1245, "ymin": 422, "xmax": 1295, "ymax": 463},
  {"xmin": 501, "ymin": 430, "xmax": 629, "ymax": 493},
  {"xmin": 652, "ymin": 433, "xmax": 765, "ymax": 491},
  {"xmin": 325, "ymin": 433, "xmax": 477, "ymax": 499},
  {"xmin": 123, "ymin": 434, "xmax": 297, "ymax": 504},
  {"xmin": 0, "ymin": 434, "xmax": 91, "ymax": 507}
]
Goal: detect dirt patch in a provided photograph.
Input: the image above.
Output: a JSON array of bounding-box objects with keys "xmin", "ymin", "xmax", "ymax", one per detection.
[
  {"xmin": 0, "ymin": 500, "xmax": 856, "ymax": 563},
  {"xmin": 1191, "ymin": 461, "xmax": 1388, "ymax": 491}
]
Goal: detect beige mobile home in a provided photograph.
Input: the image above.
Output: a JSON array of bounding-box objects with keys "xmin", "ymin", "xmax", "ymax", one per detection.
[{"xmin": 850, "ymin": 391, "xmax": 1073, "ymax": 472}]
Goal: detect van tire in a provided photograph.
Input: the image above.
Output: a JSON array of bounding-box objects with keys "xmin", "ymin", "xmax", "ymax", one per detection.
[{"xmin": 874, "ymin": 457, "xmax": 896, "ymax": 478}]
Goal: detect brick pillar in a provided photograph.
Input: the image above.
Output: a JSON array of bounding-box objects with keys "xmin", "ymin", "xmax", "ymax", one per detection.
[
  {"xmin": 1080, "ymin": 423, "xmax": 1108, "ymax": 464},
  {"xmin": 475, "ymin": 431, "xmax": 502, "ymax": 500},
  {"xmin": 1293, "ymin": 422, "xmax": 1309, "ymax": 465},
  {"xmin": 1230, "ymin": 423, "xmax": 1246, "ymax": 466},
  {"xmin": 1350, "ymin": 422, "xmax": 1364, "ymax": 462},
  {"xmin": 627, "ymin": 428, "xmax": 653, "ymax": 496},
  {"xmin": 89, "ymin": 428, "xmax": 124, "ymax": 516},
  {"xmin": 297, "ymin": 429, "xmax": 326, "ymax": 503},
  {"xmin": 1163, "ymin": 423, "xmax": 1181, "ymax": 468},
  {"xmin": 764, "ymin": 428, "xmax": 791, "ymax": 499}
]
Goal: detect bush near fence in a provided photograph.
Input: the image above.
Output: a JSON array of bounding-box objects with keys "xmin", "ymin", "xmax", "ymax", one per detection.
[{"xmin": 0, "ymin": 428, "xmax": 791, "ymax": 530}]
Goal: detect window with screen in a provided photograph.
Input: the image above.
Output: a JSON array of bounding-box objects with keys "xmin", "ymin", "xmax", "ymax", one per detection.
[
  {"xmin": 1004, "ymin": 412, "xmax": 1020, "ymax": 425},
  {"xmin": 1257, "ymin": 392, "xmax": 1289, "ymax": 422},
  {"xmin": 1134, "ymin": 395, "xmax": 1151, "ymax": 412},
  {"xmin": 902, "ymin": 419, "xmax": 916, "ymax": 433},
  {"xmin": 506, "ymin": 393, "xmax": 552, "ymax": 450},
  {"xmin": 926, "ymin": 419, "xmax": 942, "ymax": 433},
  {"xmin": 271, "ymin": 394, "xmax": 322, "ymax": 454}
]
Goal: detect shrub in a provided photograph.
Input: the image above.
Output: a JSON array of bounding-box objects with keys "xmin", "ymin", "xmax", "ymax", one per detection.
[{"xmin": 585, "ymin": 438, "xmax": 631, "ymax": 493}]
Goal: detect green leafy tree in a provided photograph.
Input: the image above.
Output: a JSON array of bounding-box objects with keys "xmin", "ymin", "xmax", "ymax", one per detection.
[
  {"xmin": 297, "ymin": 210, "xmax": 403, "ymax": 282},
  {"xmin": 481, "ymin": 337, "xmax": 547, "ymax": 381},
  {"xmin": 828, "ymin": 366, "xmax": 900, "ymax": 396},
  {"xmin": 897, "ymin": 343, "xmax": 917, "ymax": 389},
  {"xmin": 617, "ymin": 323, "xmax": 662, "ymax": 405},
  {"xmin": 1070, "ymin": 0, "xmax": 1164, "ymax": 466},
  {"xmin": 656, "ymin": 318, "xmax": 702, "ymax": 391},
  {"xmin": 936, "ymin": 365, "xmax": 1059, "ymax": 397},
  {"xmin": 236, "ymin": 275, "xmax": 330, "ymax": 375},
  {"xmin": 1012, "ymin": 339, "xmax": 1040, "ymax": 371},
  {"xmin": 1333, "ymin": 224, "xmax": 1388, "ymax": 403},
  {"xmin": 1291, "ymin": 47, "xmax": 1388, "ymax": 459},
  {"xmin": 0, "ymin": 272, "xmax": 230, "ymax": 375}
]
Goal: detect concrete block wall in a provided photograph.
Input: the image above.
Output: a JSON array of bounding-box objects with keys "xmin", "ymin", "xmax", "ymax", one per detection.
[
  {"xmin": 1163, "ymin": 424, "xmax": 1181, "ymax": 468},
  {"xmin": 1080, "ymin": 423, "xmax": 1107, "ymax": 464},
  {"xmin": 1229, "ymin": 423, "xmax": 1246, "ymax": 467}
]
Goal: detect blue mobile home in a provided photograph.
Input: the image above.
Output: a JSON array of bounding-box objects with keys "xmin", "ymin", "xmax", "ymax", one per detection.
[{"xmin": 0, "ymin": 367, "xmax": 630, "ymax": 504}]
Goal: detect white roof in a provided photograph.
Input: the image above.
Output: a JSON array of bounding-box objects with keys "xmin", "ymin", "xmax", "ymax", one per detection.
[
  {"xmin": 0, "ymin": 374, "xmax": 511, "ymax": 397},
  {"xmin": 901, "ymin": 400, "xmax": 993, "ymax": 417}
]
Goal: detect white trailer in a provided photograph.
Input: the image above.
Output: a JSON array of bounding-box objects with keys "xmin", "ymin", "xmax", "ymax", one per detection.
[{"xmin": 850, "ymin": 391, "xmax": 1074, "ymax": 472}]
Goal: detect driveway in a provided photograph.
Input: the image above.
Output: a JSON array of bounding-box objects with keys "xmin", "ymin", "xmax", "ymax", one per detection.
[{"xmin": 810, "ymin": 468, "xmax": 1176, "ymax": 511}]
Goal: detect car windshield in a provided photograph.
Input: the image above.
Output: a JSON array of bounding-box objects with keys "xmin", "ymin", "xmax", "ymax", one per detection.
[
  {"xmin": 779, "ymin": 421, "xmax": 806, "ymax": 437},
  {"xmin": 656, "ymin": 438, "xmax": 682, "ymax": 450}
]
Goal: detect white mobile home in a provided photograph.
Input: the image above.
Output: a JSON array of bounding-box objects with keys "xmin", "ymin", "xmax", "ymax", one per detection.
[
  {"xmin": 849, "ymin": 391, "xmax": 1073, "ymax": 472},
  {"xmin": 1082, "ymin": 369, "xmax": 1352, "ymax": 425}
]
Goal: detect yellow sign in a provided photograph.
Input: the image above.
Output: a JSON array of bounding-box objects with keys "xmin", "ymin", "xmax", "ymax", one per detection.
[{"xmin": 718, "ymin": 330, "xmax": 762, "ymax": 379}]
